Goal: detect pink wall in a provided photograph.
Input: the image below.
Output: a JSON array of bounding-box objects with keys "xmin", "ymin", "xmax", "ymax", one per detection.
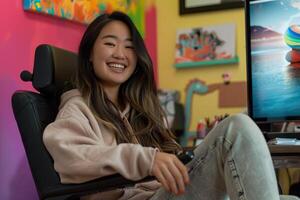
[
  {"xmin": 0, "ymin": 1, "xmax": 86, "ymax": 199},
  {"xmin": 145, "ymin": 5, "xmax": 158, "ymax": 83},
  {"xmin": 0, "ymin": 1, "xmax": 156, "ymax": 199}
]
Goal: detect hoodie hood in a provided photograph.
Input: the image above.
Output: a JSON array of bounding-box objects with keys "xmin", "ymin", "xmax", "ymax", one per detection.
[
  {"xmin": 59, "ymin": 89, "xmax": 82, "ymax": 109},
  {"xmin": 59, "ymin": 88, "xmax": 130, "ymax": 116}
]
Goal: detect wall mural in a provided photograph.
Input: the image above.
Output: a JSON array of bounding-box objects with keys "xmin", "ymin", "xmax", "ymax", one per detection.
[{"xmin": 23, "ymin": 0, "xmax": 145, "ymax": 35}]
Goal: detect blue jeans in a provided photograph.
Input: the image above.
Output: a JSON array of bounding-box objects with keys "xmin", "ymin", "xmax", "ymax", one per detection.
[{"xmin": 150, "ymin": 114, "xmax": 299, "ymax": 200}]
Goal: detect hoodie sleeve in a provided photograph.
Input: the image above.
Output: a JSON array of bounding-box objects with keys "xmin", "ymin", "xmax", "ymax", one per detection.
[{"xmin": 43, "ymin": 115, "xmax": 158, "ymax": 184}]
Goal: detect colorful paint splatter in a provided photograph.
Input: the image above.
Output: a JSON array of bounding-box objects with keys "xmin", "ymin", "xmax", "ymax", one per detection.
[
  {"xmin": 175, "ymin": 24, "xmax": 236, "ymax": 67},
  {"xmin": 23, "ymin": 0, "xmax": 145, "ymax": 35}
]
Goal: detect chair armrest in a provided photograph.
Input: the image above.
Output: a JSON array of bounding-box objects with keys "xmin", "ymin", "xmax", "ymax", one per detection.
[{"xmin": 44, "ymin": 174, "xmax": 155, "ymax": 199}]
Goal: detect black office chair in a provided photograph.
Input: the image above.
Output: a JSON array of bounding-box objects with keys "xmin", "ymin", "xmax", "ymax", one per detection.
[{"xmin": 11, "ymin": 44, "xmax": 153, "ymax": 200}]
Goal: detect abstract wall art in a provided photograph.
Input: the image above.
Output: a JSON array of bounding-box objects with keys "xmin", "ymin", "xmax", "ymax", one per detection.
[
  {"xmin": 23, "ymin": 0, "xmax": 145, "ymax": 35},
  {"xmin": 175, "ymin": 23, "xmax": 238, "ymax": 68}
]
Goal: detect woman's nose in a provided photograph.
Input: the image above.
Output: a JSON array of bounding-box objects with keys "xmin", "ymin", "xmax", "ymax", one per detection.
[{"xmin": 112, "ymin": 46, "xmax": 126, "ymax": 59}]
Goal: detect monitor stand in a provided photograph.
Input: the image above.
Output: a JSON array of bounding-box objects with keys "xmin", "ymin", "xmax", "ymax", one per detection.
[{"xmin": 257, "ymin": 122, "xmax": 300, "ymax": 140}]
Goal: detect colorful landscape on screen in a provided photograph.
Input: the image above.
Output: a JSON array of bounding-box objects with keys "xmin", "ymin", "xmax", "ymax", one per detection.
[
  {"xmin": 23, "ymin": 0, "xmax": 145, "ymax": 35},
  {"xmin": 249, "ymin": 0, "xmax": 300, "ymax": 120}
]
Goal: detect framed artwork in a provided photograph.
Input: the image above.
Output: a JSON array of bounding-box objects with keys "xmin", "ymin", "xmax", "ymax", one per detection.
[
  {"xmin": 23, "ymin": 0, "xmax": 145, "ymax": 35},
  {"xmin": 179, "ymin": 0, "xmax": 244, "ymax": 15},
  {"xmin": 175, "ymin": 23, "xmax": 238, "ymax": 68}
]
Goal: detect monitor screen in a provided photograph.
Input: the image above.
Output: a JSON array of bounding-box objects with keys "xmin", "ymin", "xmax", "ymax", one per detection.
[{"xmin": 246, "ymin": 0, "xmax": 300, "ymax": 122}]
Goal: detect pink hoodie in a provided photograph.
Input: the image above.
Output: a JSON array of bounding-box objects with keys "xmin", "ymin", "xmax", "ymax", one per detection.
[{"xmin": 43, "ymin": 89, "xmax": 161, "ymax": 200}]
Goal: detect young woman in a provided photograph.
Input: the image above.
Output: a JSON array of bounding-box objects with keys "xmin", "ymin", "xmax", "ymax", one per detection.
[{"xmin": 43, "ymin": 12, "xmax": 299, "ymax": 200}]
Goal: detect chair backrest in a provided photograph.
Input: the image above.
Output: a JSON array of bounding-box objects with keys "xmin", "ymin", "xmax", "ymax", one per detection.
[{"xmin": 11, "ymin": 44, "xmax": 78, "ymax": 199}]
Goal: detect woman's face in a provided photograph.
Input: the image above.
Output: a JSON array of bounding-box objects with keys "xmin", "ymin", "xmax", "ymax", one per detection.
[{"xmin": 90, "ymin": 20, "xmax": 137, "ymax": 89}]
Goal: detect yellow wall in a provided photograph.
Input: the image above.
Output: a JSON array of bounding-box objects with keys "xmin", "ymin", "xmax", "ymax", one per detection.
[{"xmin": 156, "ymin": 1, "xmax": 247, "ymax": 132}]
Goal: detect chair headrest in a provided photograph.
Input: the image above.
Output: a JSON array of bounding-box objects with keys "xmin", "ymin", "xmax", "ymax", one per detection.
[{"xmin": 23, "ymin": 44, "xmax": 78, "ymax": 96}]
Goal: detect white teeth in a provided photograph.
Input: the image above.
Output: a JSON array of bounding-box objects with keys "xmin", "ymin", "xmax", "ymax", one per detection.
[{"xmin": 108, "ymin": 63, "xmax": 125, "ymax": 69}]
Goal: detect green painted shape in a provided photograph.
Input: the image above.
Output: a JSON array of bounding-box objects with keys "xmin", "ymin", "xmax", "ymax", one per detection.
[
  {"xmin": 175, "ymin": 57, "xmax": 239, "ymax": 69},
  {"xmin": 180, "ymin": 81, "xmax": 208, "ymax": 146}
]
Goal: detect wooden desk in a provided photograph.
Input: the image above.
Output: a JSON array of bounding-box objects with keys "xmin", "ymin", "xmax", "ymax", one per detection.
[{"xmin": 269, "ymin": 145, "xmax": 300, "ymax": 168}]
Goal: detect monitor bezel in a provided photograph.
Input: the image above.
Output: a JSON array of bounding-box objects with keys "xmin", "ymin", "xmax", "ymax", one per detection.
[{"xmin": 245, "ymin": 0, "xmax": 300, "ymax": 123}]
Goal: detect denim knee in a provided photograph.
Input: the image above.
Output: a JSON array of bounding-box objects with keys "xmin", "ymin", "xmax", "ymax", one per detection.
[{"xmin": 225, "ymin": 113, "xmax": 264, "ymax": 143}]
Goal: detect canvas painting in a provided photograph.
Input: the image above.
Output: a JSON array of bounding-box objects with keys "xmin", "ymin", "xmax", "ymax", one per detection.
[
  {"xmin": 175, "ymin": 24, "xmax": 237, "ymax": 68},
  {"xmin": 23, "ymin": 0, "xmax": 145, "ymax": 35}
]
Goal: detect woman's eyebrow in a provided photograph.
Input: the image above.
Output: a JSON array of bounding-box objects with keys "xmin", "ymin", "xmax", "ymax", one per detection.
[{"xmin": 101, "ymin": 34, "xmax": 132, "ymax": 41}]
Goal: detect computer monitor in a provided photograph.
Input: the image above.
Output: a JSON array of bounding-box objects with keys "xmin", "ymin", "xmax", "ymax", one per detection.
[{"xmin": 245, "ymin": 0, "xmax": 300, "ymax": 123}]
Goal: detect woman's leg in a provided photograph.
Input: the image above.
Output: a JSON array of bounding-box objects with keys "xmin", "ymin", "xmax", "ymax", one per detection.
[{"xmin": 151, "ymin": 114, "xmax": 290, "ymax": 200}]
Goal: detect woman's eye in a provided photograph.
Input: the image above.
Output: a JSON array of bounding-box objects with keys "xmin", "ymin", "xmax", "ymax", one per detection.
[
  {"xmin": 126, "ymin": 46, "xmax": 134, "ymax": 49},
  {"xmin": 104, "ymin": 42, "xmax": 115, "ymax": 47}
]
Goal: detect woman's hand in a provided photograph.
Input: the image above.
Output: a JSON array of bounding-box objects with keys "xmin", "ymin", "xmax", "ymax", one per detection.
[{"xmin": 151, "ymin": 152, "xmax": 190, "ymax": 195}]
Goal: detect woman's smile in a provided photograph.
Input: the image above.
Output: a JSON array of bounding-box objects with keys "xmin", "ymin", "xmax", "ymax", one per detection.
[{"xmin": 106, "ymin": 62, "xmax": 126, "ymax": 73}]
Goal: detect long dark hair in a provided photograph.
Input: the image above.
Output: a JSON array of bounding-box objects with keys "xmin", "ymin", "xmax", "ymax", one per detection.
[{"xmin": 75, "ymin": 11, "xmax": 181, "ymax": 153}]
